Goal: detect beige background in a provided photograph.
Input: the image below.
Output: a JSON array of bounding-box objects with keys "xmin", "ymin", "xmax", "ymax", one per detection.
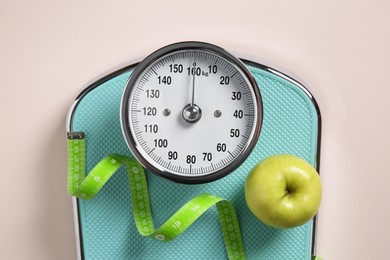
[{"xmin": 1, "ymin": 1, "xmax": 389, "ymax": 259}]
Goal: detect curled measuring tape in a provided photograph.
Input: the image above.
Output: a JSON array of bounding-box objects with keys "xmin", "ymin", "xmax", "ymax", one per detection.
[{"xmin": 67, "ymin": 132, "xmax": 246, "ymax": 259}]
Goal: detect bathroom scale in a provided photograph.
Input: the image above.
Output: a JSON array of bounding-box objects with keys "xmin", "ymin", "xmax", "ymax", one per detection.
[{"xmin": 66, "ymin": 42, "xmax": 321, "ymax": 260}]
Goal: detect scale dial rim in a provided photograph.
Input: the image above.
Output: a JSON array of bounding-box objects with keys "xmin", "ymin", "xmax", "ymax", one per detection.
[{"xmin": 121, "ymin": 41, "xmax": 263, "ymax": 184}]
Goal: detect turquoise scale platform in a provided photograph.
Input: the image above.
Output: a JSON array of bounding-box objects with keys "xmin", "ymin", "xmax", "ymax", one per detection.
[{"xmin": 69, "ymin": 60, "xmax": 320, "ymax": 260}]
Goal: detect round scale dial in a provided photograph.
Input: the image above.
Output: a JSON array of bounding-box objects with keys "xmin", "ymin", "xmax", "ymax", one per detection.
[{"xmin": 121, "ymin": 42, "xmax": 262, "ymax": 184}]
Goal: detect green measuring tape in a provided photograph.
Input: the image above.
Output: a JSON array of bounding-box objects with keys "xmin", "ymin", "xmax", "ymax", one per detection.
[{"xmin": 67, "ymin": 132, "xmax": 246, "ymax": 259}]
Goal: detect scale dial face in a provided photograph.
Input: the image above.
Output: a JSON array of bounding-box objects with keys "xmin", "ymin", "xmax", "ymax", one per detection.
[{"xmin": 121, "ymin": 42, "xmax": 262, "ymax": 184}]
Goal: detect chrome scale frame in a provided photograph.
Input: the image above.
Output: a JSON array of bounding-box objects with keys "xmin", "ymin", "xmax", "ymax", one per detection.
[
  {"xmin": 121, "ymin": 42, "xmax": 263, "ymax": 184},
  {"xmin": 66, "ymin": 49, "xmax": 322, "ymax": 260}
]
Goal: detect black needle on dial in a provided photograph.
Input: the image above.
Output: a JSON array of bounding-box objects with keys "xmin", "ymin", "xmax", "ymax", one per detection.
[
  {"xmin": 182, "ymin": 54, "xmax": 202, "ymax": 123},
  {"xmin": 191, "ymin": 57, "xmax": 196, "ymax": 106}
]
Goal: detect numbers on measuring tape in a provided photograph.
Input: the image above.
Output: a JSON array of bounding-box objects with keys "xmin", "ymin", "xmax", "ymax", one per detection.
[
  {"xmin": 172, "ymin": 221, "xmax": 181, "ymax": 229},
  {"xmin": 191, "ymin": 203, "xmax": 200, "ymax": 211}
]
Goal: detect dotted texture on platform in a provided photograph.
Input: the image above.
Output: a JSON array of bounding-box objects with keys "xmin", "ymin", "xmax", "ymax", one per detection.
[{"xmin": 71, "ymin": 63, "xmax": 319, "ymax": 260}]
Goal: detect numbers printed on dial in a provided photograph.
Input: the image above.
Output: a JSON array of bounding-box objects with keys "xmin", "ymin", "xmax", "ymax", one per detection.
[
  {"xmin": 169, "ymin": 64, "xmax": 183, "ymax": 73},
  {"xmin": 144, "ymin": 124, "xmax": 158, "ymax": 133},
  {"xmin": 143, "ymin": 107, "xmax": 157, "ymax": 116},
  {"xmin": 202, "ymin": 153, "xmax": 212, "ymax": 161},
  {"xmin": 187, "ymin": 67, "xmax": 201, "ymax": 76},
  {"xmin": 230, "ymin": 129, "xmax": 240, "ymax": 138},
  {"xmin": 208, "ymin": 65, "xmax": 217, "ymax": 74},
  {"xmin": 216, "ymin": 143, "xmax": 227, "ymax": 152},
  {"xmin": 186, "ymin": 155, "xmax": 196, "ymax": 164},
  {"xmin": 146, "ymin": 89, "xmax": 160, "ymax": 98},
  {"xmin": 158, "ymin": 76, "xmax": 172, "ymax": 85},
  {"xmin": 233, "ymin": 110, "xmax": 243, "ymax": 119},
  {"xmin": 231, "ymin": 92, "xmax": 241, "ymax": 100},
  {"xmin": 168, "ymin": 151, "xmax": 178, "ymax": 160},
  {"xmin": 220, "ymin": 76, "xmax": 230, "ymax": 85},
  {"xmin": 154, "ymin": 139, "xmax": 168, "ymax": 148},
  {"xmin": 128, "ymin": 47, "xmax": 259, "ymax": 178}
]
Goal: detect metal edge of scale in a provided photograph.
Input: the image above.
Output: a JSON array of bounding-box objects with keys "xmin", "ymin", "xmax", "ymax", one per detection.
[{"xmin": 66, "ymin": 53, "xmax": 322, "ymax": 260}]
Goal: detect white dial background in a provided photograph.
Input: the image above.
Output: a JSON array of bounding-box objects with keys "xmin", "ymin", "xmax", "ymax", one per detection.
[{"xmin": 128, "ymin": 49, "xmax": 259, "ymax": 177}]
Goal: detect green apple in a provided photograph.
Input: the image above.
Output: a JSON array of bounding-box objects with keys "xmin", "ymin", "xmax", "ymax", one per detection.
[{"xmin": 245, "ymin": 154, "xmax": 322, "ymax": 228}]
